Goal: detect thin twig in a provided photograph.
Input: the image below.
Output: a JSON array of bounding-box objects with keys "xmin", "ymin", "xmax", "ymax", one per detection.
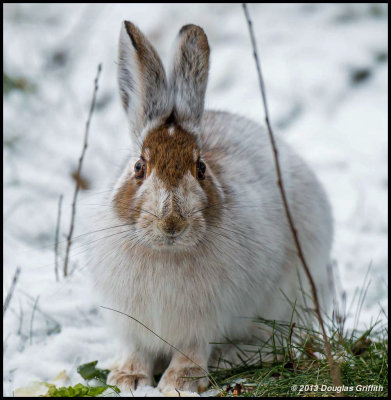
[
  {"xmin": 17, "ymin": 299, "xmax": 24, "ymax": 335},
  {"xmin": 378, "ymin": 301, "xmax": 387, "ymax": 319},
  {"xmin": 288, "ymin": 322, "xmax": 297, "ymax": 373},
  {"xmin": 353, "ymin": 261, "xmax": 372, "ymax": 331},
  {"xmin": 3, "ymin": 266, "xmax": 21, "ymax": 317},
  {"xmin": 19, "ymin": 289, "xmax": 61, "ymax": 334},
  {"xmin": 29, "ymin": 295, "xmax": 40, "ymax": 345},
  {"xmin": 100, "ymin": 306, "xmax": 222, "ymax": 394},
  {"xmin": 242, "ymin": 3, "xmax": 342, "ymax": 389},
  {"xmin": 54, "ymin": 194, "xmax": 63, "ymax": 282},
  {"xmin": 63, "ymin": 63, "xmax": 102, "ymax": 277}
]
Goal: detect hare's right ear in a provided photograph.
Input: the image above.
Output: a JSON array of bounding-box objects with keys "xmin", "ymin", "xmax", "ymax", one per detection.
[{"xmin": 118, "ymin": 21, "xmax": 171, "ymax": 140}]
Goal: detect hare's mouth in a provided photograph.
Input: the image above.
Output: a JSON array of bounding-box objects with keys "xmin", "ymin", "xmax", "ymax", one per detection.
[
  {"xmin": 160, "ymin": 237, "xmax": 179, "ymax": 247},
  {"xmin": 154, "ymin": 226, "xmax": 191, "ymax": 249},
  {"xmin": 154, "ymin": 239, "xmax": 184, "ymax": 250}
]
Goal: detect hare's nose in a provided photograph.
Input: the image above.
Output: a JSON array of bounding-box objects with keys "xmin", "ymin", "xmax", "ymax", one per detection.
[{"xmin": 158, "ymin": 214, "xmax": 187, "ymax": 237}]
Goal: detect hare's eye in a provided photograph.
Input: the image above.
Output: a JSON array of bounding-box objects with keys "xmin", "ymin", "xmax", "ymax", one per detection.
[
  {"xmin": 197, "ymin": 160, "xmax": 206, "ymax": 180},
  {"xmin": 134, "ymin": 159, "xmax": 145, "ymax": 179}
]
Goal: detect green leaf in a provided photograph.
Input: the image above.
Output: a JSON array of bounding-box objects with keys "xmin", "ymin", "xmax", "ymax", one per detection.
[
  {"xmin": 14, "ymin": 364, "xmax": 120, "ymax": 398},
  {"xmin": 45, "ymin": 383, "xmax": 108, "ymax": 397},
  {"xmin": 77, "ymin": 360, "xmax": 110, "ymax": 382}
]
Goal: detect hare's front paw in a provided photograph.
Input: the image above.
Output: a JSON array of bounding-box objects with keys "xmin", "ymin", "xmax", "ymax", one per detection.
[
  {"xmin": 158, "ymin": 365, "xmax": 209, "ymax": 394},
  {"xmin": 107, "ymin": 367, "xmax": 153, "ymax": 391}
]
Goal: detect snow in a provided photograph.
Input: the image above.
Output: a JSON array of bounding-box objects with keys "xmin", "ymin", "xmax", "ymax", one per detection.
[{"xmin": 3, "ymin": 3, "xmax": 388, "ymax": 397}]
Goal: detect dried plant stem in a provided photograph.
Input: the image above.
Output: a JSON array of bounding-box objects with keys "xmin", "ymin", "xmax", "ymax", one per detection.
[
  {"xmin": 63, "ymin": 64, "xmax": 102, "ymax": 277},
  {"xmin": 288, "ymin": 322, "xmax": 297, "ymax": 373},
  {"xmin": 242, "ymin": 3, "xmax": 342, "ymax": 390},
  {"xmin": 3, "ymin": 266, "xmax": 21, "ymax": 317},
  {"xmin": 54, "ymin": 194, "xmax": 63, "ymax": 282},
  {"xmin": 29, "ymin": 295, "xmax": 40, "ymax": 345}
]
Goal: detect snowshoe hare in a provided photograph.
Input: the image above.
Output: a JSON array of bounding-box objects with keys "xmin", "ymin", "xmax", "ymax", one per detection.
[{"xmin": 91, "ymin": 21, "xmax": 333, "ymax": 394}]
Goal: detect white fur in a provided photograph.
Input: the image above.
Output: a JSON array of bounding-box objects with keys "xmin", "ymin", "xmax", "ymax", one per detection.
[
  {"xmin": 90, "ymin": 110, "xmax": 333, "ymax": 363},
  {"xmin": 89, "ymin": 23, "xmax": 333, "ymax": 393}
]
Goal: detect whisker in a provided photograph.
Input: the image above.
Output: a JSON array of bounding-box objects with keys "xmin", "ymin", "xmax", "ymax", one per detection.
[
  {"xmin": 16, "ymin": 201, "xmax": 158, "ymax": 256},
  {"xmin": 77, "ymin": 189, "xmax": 114, "ymax": 199},
  {"xmin": 15, "ymin": 223, "xmax": 134, "ymax": 256},
  {"xmin": 192, "ymin": 200, "xmax": 261, "ymax": 215},
  {"xmin": 74, "ymin": 231, "xmax": 141, "ymax": 275},
  {"xmin": 206, "ymin": 222, "xmax": 266, "ymax": 250},
  {"xmin": 203, "ymin": 226, "xmax": 273, "ymax": 266},
  {"xmin": 66, "ymin": 229, "xmax": 136, "ymax": 260},
  {"xmin": 27, "ymin": 228, "xmax": 135, "ymax": 271},
  {"xmin": 110, "ymin": 199, "xmax": 158, "ymax": 218},
  {"xmin": 66, "ymin": 223, "xmax": 147, "ymax": 277},
  {"xmin": 192, "ymin": 201, "xmax": 227, "ymax": 215},
  {"xmin": 204, "ymin": 226, "xmax": 244, "ymax": 249}
]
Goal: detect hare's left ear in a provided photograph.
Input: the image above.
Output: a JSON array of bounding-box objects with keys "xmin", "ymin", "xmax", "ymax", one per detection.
[{"xmin": 169, "ymin": 25, "xmax": 210, "ymax": 133}]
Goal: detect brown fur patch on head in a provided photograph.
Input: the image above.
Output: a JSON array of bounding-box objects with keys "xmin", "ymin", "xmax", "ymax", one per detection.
[
  {"xmin": 113, "ymin": 122, "xmax": 231, "ymax": 241},
  {"xmin": 113, "ymin": 175, "xmax": 143, "ymax": 223},
  {"xmin": 142, "ymin": 123, "xmax": 199, "ymax": 188}
]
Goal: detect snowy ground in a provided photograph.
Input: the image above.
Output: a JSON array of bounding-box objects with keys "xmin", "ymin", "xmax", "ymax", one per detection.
[{"xmin": 3, "ymin": 3, "xmax": 388, "ymax": 397}]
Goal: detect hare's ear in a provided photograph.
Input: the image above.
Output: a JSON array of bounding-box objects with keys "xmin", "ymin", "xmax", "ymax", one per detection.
[
  {"xmin": 118, "ymin": 21, "xmax": 171, "ymax": 139},
  {"xmin": 169, "ymin": 25, "xmax": 210, "ymax": 133}
]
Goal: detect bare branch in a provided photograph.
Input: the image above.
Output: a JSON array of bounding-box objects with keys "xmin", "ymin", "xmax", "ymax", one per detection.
[
  {"xmin": 3, "ymin": 266, "xmax": 21, "ymax": 317},
  {"xmin": 242, "ymin": 3, "xmax": 342, "ymax": 389},
  {"xmin": 54, "ymin": 194, "xmax": 63, "ymax": 282},
  {"xmin": 63, "ymin": 63, "xmax": 102, "ymax": 277}
]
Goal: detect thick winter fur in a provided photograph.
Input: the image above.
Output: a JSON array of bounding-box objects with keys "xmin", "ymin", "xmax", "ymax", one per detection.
[{"xmin": 90, "ymin": 21, "xmax": 333, "ymax": 394}]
